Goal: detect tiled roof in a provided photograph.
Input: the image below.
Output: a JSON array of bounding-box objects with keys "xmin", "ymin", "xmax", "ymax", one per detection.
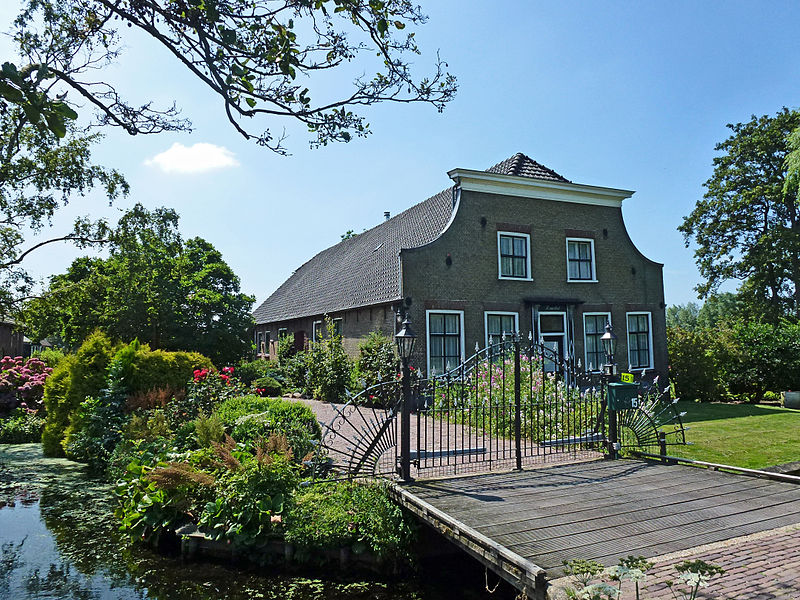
[
  {"xmin": 253, "ymin": 154, "xmax": 569, "ymax": 324},
  {"xmin": 253, "ymin": 188, "xmax": 454, "ymax": 324},
  {"xmin": 486, "ymin": 153, "xmax": 570, "ymax": 183}
]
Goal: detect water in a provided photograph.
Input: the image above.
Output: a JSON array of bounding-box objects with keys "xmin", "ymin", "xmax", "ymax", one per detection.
[{"xmin": 0, "ymin": 444, "xmax": 496, "ymax": 600}]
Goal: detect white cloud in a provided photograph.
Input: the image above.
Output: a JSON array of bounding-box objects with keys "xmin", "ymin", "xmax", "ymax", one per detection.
[{"xmin": 144, "ymin": 142, "xmax": 240, "ymax": 174}]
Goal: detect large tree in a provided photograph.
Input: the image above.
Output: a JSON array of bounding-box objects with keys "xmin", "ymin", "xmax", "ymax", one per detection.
[
  {"xmin": 23, "ymin": 204, "xmax": 254, "ymax": 365},
  {"xmin": 679, "ymin": 108, "xmax": 800, "ymax": 322},
  {"xmin": 4, "ymin": 0, "xmax": 457, "ymax": 152}
]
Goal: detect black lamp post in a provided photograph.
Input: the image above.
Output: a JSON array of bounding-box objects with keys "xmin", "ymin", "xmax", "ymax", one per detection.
[
  {"xmin": 600, "ymin": 322, "xmax": 619, "ymax": 458},
  {"xmin": 395, "ymin": 317, "xmax": 416, "ymax": 483}
]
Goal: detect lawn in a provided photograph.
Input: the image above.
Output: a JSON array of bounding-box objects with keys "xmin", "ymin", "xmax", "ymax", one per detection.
[{"xmin": 668, "ymin": 402, "xmax": 800, "ymax": 470}]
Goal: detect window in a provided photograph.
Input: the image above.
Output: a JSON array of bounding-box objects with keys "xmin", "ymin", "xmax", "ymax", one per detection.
[
  {"xmin": 256, "ymin": 331, "xmax": 264, "ymax": 355},
  {"xmin": 484, "ymin": 312, "xmax": 519, "ymax": 347},
  {"xmin": 626, "ymin": 312, "xmax": 653, "ymax": 370},
  {"xmin": 497, "ymin": 232, "xmax": 531, "ymax": 280},
  {"xmin": 566, "ymin": 238, "xmax": 596, "ymax": 282},
  {"xmin": 278, "ymin": 327, "xmax": 288, "ymax": 338},
  {"xmin": 332, "ymin": 318, "xmax": 343, "ymax": 337},
  {"xmin": 427, "ymin": 310, "xmax": 464, "ymax": 375},
  {"xmin": 583, "ymin": 313, "xmax": 611, "ymax": 372},
  {"xmin": 312, "ymin": 320, "xmax": 324, "ymax": 342}
]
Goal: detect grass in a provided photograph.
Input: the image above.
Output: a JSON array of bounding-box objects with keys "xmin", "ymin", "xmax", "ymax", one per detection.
[{"xmin": 669, "ymin": 402, "xmax": 800, "ymax": 470}]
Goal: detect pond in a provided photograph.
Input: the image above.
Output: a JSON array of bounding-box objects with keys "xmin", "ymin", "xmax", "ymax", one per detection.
[{"xmin": 0, "ymin": 444, "xmax": 495, "ymax": 600}]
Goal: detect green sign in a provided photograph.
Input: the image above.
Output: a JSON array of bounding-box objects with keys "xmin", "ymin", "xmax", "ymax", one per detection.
[{"xmin": 607, "ymin": 382, "xmax": 639, "ymax": 410}]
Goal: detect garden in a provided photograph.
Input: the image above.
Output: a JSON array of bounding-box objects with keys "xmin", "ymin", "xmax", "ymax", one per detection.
[{"xmin": 0, "ymin": 324, "xmax": 417, "ymax": 575}]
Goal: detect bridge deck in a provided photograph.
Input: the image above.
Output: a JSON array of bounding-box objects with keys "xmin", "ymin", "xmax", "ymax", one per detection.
[{"xmin": 395, "ymin": 458, "xmax": 800, "ymax": 598}]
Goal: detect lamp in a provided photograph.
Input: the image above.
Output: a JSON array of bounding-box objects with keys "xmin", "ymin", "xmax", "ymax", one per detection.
[
  {"xmin": 600, "ymin": 322, "xmax": 617, "ymax": 364},
  {"xmin": 395, "ymin": 317, "xmax": 417, "ymax": 361}
]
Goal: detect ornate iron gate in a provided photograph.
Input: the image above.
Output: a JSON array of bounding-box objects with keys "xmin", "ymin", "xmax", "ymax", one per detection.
[{"xmin": 311, "ymin": 335, "xmax": 685, "ymax": 481}]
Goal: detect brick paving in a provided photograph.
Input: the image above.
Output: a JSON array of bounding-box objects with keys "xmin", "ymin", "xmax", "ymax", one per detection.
[{"xmin": 550, "ymin": 523, "xmax": 800, "ymax": 599}]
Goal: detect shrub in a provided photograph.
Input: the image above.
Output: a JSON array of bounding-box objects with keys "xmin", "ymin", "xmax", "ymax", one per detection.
[
  {"xmin": 0, "ymin": 356, "xmax": 52, "ymax": 414},
  {"xmin": 41, "ymin": 331, "xmax": 116, "ymax": 456},
  {"xmin": 277, "ymin": 333, "xmax": 295, "ymax": 365},
  {"xmin": 214, "ymin": 395, "xmax": 321, "ymax": 459},
  {"xmin": 131, "ymin": 349, "xmax": 213, "ymax": 395},
  {"xmin": 306, "ymin": 318, "xmax": 351, "ymax": 403},
  {"xmin": 236, "ymin": 359, "xmax": 274, "ymax": 386},
  {"xmin": 31, "ymin": 348, "xmax": 67, "ymax": 369},
  {"xmin": 194, "ymin": 411, "xmax": 225, "ymax": 447},
  {"xmin": 356, "ymin": 330, "xmax": 398, "ymax": 391},
  {"xmin": 282, "ymin": 353, "xmax": 308, "ymax": 392},
  {"xmin": 0, "ymin": 408, "xmax": 46, "ymax": 443},
  {"xmin": 253, "ymin": 376, "xmax": 283, "ymax": 397},
  {"xmin": 667, "ymin": 326, "xmax": 722, "ymax": 403},
  {"xmin": 198, "ymin": 449, "xmax": 299, "ymax": 548},
  {"xmin": 286, "ymin": 481, "xmax": 416, "ymax": 566},
  {"xmin": 167, "ymin": 367, "xmax": 249, "ymax": 426}
]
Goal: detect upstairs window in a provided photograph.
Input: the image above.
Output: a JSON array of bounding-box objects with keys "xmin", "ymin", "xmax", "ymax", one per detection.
[
  {"xmin": 498, "ymin": 232, "xmax": 531, "ymax": 280},
  {"xmin": 627, "ymin": 312, "xmax": 653, "ymax": 370},
  {"xmin": 566, "ymin": 238, "xmax": 596, "ymax": 282}
]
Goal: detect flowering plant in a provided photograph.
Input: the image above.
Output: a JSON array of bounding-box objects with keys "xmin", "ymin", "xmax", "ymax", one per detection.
[{"xmin": 0, "ymin": 356, "xmax": 53, "ymax": 413}]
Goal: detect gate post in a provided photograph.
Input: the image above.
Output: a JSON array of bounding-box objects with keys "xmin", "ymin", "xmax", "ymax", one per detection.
[
  {"xmin": 400, "ymin": 360, "xmax": 412, "ymax": 481},
  {"xmin": 514, "ymin": 334, "xmax": 522, "ymax": 471}
]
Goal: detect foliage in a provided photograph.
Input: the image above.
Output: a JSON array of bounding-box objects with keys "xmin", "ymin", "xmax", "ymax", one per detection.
[
  {"xmin": 124, "ymin": 410, "xmax": 171, "ymax": 445},
  {"xmin": 167, "ymin": 367, "xmax": 249, "ymax": 427},
  {"xmin": 276, "ymin": 333, "xmax": 296, "ymax": 366},
  {"xmin": 235, "ymin": 359, "xmax": 279, "ymax": 386},
  {"xmin": 214, "ymin": 394, "xmax": 321, "ymax": 459},
  {"xmin": 198, "ymin": 447, "xmax": 299, "ymax": 548},
  {"xmin": 64, "ymin": 341, "xmax": 140, "ymax": 469},
  {"xmin": 667, "ymin": 327, "xmax": 722, "ymax": 403},
  {"xmin": 285, "ymin": 481, "xmax": 416, "ymax": 567},
  {"xmin": 24, "ymin": 204, "xmax": 254, "ymax": 366},
  {"xmin": 563, "ymin": 556, "xmax": 722, "ymax": 600},
  {"xmin": 7, "ymin": 0, "xmax": 456, "ymax": 154},
  {"xmin": 356, "ymin": 330, "xmax": 398, "ymax": 391},
  {"xmin": 665, "ymin": 560, "xmax": 725, "ymax": 600},
  {"xmin": 30, "ymin": 348, "xmax": 66, "ymax": 368},
  {"xmin": 0, "ymin": 355, "xmax": 52, "ymax": 413},
  {"xmin": 679, "ymin": 108, "xmax": 800, "ymax": 321},
  {"xmin": 0, "ymin": 95, "xmax": 126, "ymax": 313},
  {"xmin": 306, "ymin": 318, "xmax": 352, "ymax": 402},
  {"xmin": 253, "ymin": 376, "xmax": 283, "ymax": 397},
  {"xmin": 433, "ymin": 352, "xmax": 600, "ymax": 441},
  {"xmin": 666, "ymin": 303, "xmax": 699, "ymax": 330},
  {"xmin": 41, "ymin": 330, "xmax": 115, "ymax": 456},
  {"xmin": 282, "ymin": 352, "xmax": 309, "ymax": 392},
  {"xmin": 193, "ymin": 412, "xmax": 225, "ymax": 448},
  {"xmin": 0, "ymin": 407, "xmax": 45, "ymax": 443}
]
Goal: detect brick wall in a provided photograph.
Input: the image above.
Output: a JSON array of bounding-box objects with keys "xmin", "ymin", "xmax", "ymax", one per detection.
[
  {"xmin": 255, "ymin": 302, "xmax": 397, "ymax": 360},
  {"xmin": 399, "ymin": 188, "xmax": 667, "ymax": 378}
]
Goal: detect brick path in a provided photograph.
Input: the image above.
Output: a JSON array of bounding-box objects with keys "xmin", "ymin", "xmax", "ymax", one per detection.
[{"xmin": 550, "ymin": 523, "xmax": 800, "ymax": 599}]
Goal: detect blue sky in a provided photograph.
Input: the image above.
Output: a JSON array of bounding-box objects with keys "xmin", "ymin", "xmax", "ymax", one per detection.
[{"xmin": 3, "ymin": 1, "xmax": 800, "ymax": 308}]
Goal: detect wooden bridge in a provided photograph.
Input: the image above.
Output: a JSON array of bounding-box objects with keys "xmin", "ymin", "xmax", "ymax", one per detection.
[
  {"xmin": 389, "ymin": 457, "xmax": 800, "ymax": 599},
  {"xmin": 309, "ymin": 339, "xmax": 800, "ymax": 598}
]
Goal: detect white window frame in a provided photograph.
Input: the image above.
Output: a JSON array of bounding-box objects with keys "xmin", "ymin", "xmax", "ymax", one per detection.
[
  {"xmin": 566, "ymin": 237, "xmax": 598, "ymax": 282},
  {"xmin": 484, "ymin": 311, "xmax": 519, "ymax": 348},
  {"xmin": 497, "ymin": 231, "xmax": 533, "ymax": 281},
  {"xmin": 312, "ymin": 320, "xmax": 323, "ymax": 342},
  {"xmin": 426, "ymin": 309, "xmax": 465, "ymax": 376},
  {"xmin": 583, "ymin": 312, "xmax": 611, "ymax": 372},
  {"xmin": 625, "ymin": 311, "xmax": 654, "ymax": 370}
]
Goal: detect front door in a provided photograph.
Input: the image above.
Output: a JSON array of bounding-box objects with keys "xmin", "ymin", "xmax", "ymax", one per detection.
[{"xmin": 537, "ymin": 311, "xmax": 567, "ymax": 372}]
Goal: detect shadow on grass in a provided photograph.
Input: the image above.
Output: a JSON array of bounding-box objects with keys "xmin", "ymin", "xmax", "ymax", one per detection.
[{"xmin": 677, "ymin": 402, "xmax": 798, "ymax": 423}]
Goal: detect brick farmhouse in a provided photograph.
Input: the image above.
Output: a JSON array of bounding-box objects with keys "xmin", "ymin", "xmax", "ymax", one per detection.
[{"xmin": 253, "ymin": 153, "xmax": 667, "ymax": 377}]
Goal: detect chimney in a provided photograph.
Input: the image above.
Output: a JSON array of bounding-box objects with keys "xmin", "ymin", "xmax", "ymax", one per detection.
[{"xmin": 384, "ymin": 211, "xmax": 390, "ymax": 221}]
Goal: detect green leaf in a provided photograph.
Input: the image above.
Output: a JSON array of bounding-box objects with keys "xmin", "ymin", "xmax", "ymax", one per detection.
[{"xmin": 245, "ymin": 97, "xmax": 256, "ymax": 108}]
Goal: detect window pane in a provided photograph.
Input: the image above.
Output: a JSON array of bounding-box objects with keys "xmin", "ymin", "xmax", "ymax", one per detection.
[
  {"xmin": 540, "ymin": 314, "xmax": 564, "ymax": 333},
  {"xmin": 430, "ymin": 314, "xmax": 444, "ymax": 334},
  {"xmin": 500, "ymin": 236, "xmax": 511, "ymax": 255},
  {"xmin": 501, "ymin": 315, "xmax": 515, "ymax": 333},
  {"xmin": 513, "ymin": 237, "xmax": 526, "ymax": 256},
  {"xmin": 568, "ymin": 241, "xmax": 578, "ymax": 259},
  {"xmin": 579, "ymin": 261, "xmax": 591, "ymax": 279},
  {"xmin": 579, "ymin": 242, "xmax": 591, "ymax": 259},
  {"xmin": 513, "ymin": 257, "xmax": 526, "ymax": 277},
  {"xmin": 445, "ymin": 314, "xmax": 459, "ymax": 334},
  {"xmin": 568, "ymin": 261, "xmax": 578, "ymax": 280},
  {"xmin": 501, "ymin": 256, "xmax": 512, "ymax": 276}
]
